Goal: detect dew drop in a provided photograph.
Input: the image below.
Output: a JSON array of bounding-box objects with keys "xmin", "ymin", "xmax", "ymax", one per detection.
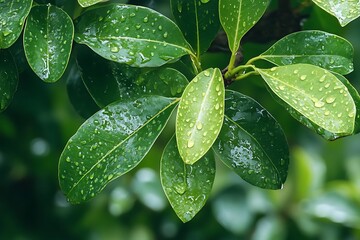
[
  {"xmin": 314, "ymin": 101, "xmax": 325, "ymax": 108},
  {"xmin": 349, "ymin": 112, "xmax": 355, "ymax": 118},
  {"xmin": 319, "ymin": 75, "xmax": 326, "ymax": 82},
  {"xmin": 110, "ymin": 45, "xmax": 119, "ymax": 53},
  {"xmin": 325, "ymin": 96, "xmax": 336, "ymax": 104},
  {"xmin": 203, "ymin": 70, "xmax": 210, "ymax": 77},
  {"xmin": 163, "ymin": 32, "xmax": 168, "ymax": 38},
  {"xmin": 300, "ymin": 75, "xmax": 307, "ymax": 80},
  {"xmin": 324, "ymin": 110, "xmax": 330, "ymax": 116},
  {"xmin": 66, "ymin": 157, "xmax": 71, "ymax": 163},
  {"xmin": 143, "ymin": 16, "xmax": 149, "ymax": 23},
  {"xmin": 187, "ymin": 139, "xmax": 195, "ymax": 148},
  {"xmin": 196, "ymin": 122, "xmax": 203, "ymax": 130},
  {"xmin": 215, "ymin": 103, "xmax": 220, "ymax": 110}
]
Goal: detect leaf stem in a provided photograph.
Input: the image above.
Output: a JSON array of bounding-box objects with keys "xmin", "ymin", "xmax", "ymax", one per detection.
[
  {"xmin": 246, "ymin": 55, "xmax": 263, "ymax": 65},
  {"xmin": 227, "ymin": 52, "xmax": 237, "ymax": 71},
  {"xmin": 225, "ymin": 64, "xmax": 255, "ymax": 79},
  {"xmin": 234, "ymin": 70, "xmax": 258, "ymax": 81}
]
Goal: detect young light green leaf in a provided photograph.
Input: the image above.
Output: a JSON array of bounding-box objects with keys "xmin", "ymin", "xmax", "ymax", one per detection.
[
  {"xmin": 77, "ymin": 46, "xmax": 188, "ymax": 107},
  {"xmin": 219, "ymin": 0, "xmax": 270, "ymax": 53},
  {"xmin": 59, "ymin": 96, "xmax": 178, "ymax": 204},
  {"xmin": 161, "ymin": 136, "xmax": 215, "ymax": 222},
  {"xmin": 0, "ymin": 0, "xmax": 32, "ymax": 49},
  {"xmin": 258, "ymin": 30, "xmax": 354, "ymax": 75},
  {"xmin": 0, "ymin": 49, "xmax": 18, "ymax": 112},
  {"xmin": 176, "ymin": 68, "xmax": 224, "ymax": 165},
  {"xmin": 171, "ymin": 0, "xmax": 220, "ymax": 56},
  {"xmin": 74, "ymin": 4, "xmax": 193, "ymax": 68},
  {"xmin": 256, "ymin": 64, "xmax": 356, "ymax": 135},
  {"xmin": 23, "ymin": 5, "xmax": 74, "ymax": 82},
  {"xmin": 312, "ymin": 0, "xmax": 360, "ymax": 26},
  {"xmin": 213, "ymin": 90, "xmax": 289, "ymax": 189},
  {"xmin": 78, "ymin": 0, "xmax": 105, "ymax": 8},
  {"xmin": 267, "ymin": 73, "xmax": 360, "ymax": 140}
]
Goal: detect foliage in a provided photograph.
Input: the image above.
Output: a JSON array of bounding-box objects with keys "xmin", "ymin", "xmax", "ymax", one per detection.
[{"xmin": 1, "ymin": 0, "xmax": 360, "ymax": 223}]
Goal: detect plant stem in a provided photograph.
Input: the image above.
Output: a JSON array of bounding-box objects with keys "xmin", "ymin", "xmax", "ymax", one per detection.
[
  {"xmin": 234, "ymin": 71, "xmax": 258, "ymax": 81},
  {"xmin": 225, "ymin": 64, "xmax": 255, "ymax": 79},
  {"xmin": 246, "ymin": 55, "xmax": 263, "ymax": 65}
]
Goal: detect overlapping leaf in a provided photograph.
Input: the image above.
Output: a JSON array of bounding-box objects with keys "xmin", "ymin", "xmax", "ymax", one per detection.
[
  {"xmin": 0, "ymin": 0, "xmax": 32, "ymax": 49},
  {"xmin": 312, "ymin": 0, "xmax": 360, "ymax": 26},
  {"xmin": 74, "ymin": 4, "xmax": 193, "ymax": 68},
  {"xmin": 219, "ymin": 0, "xmax": 270, "ymax": 53},
  {"xmin": 77, "ymin": 46, "xmax": 188, "ymax": 107},
  {"xmin": 78, "ymin": 0, "xmax": 104, "ymax": 8},
  {"xmin": 257, "ymin": 64, "xmax": 356, "ymax": 136},
  {"xmin": 23, "ymin": 5, "xmax": 74, "ymax": 82},
  {"xmin": 171, "ymin": 0, "xmax": 220, "ymax": 56},
  {"xmin": 259, "ymin": 31, "xmax": 354, "ymax": 75},
  {"xmin": 161, "ymin": 136, "xmax": 215, "ymax": 222},
  {"xmin": 176, "ymin": 68, "xmax": 224, "ymax": 165},
  {"xmin": 213, "ymin": 90, "xmax": 289, "ymax": 189},
  {"xmin": 59, "ymin": 96, "xmax": 178, "ymax": 203},
  {"xmin": 0, "ymin": 49, "xmax": 18, "ymax": 112}
]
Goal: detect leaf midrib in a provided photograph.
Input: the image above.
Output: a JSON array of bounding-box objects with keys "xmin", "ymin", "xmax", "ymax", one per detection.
[{"xmin": 67, "ymin": 98, "xmax": 179, "ymax": 195}]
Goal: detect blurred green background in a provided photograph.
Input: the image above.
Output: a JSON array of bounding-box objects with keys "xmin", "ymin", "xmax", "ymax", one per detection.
[{"xmin": 1, "ymin": 0, "xmax": 360, "ymax": 239}]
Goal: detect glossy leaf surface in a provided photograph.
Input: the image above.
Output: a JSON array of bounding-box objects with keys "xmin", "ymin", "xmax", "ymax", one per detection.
[
  {"xmin": 161, "ymin": 136, "xmax": 215, "ymax": 222},
  {"xmin": 0, "ymin": 0, "xmax": 32, "ymax": 49},
  {"xmin": 219, "ymin": 0, "xmax": 270, "ymax": 53},
  {"xmin": 176, "ymin": 68, "xmax": 224, "ymax": 164},
  {"xmin": 77, "ymin": 47, "xmax": 188, "ymax": 107},
  {"xmin": 23, "ymin": 5, "xmax": 74, "ymax": 82},
  {"xmin": 259, "ymin": 31, "xmax": 354, "ymax": 75},
  {"xmin": 267, "ymin": 73, "xmax": 360, "ymax": 140},
  {"xmin": 74, "ymin": 4, "xmax": 192, "ymax": 68},
  {"xmin": 171, "ymin": 0, "xmax": 220, "ymax": 56},
  {"xmin": 78, "ymin": 0, "xmax": 104, "ymax": 8},
  {"xmin": 213, "ymin": 90, "xmax": 289, "ymax": 189},
  {"xmin": 257, "ymin": 64, "xmax": 356, "ymax": 135},
  {"xmin": 59, "ymin": 96, "xmax": 178, "ymax": 203},
  {"xmin": 0, "ymin": 50, "xmax": 18, "ymax": 112},
  {"xmin": 312, "ymin": 0, "xmax": 360, "ymax": 26}
]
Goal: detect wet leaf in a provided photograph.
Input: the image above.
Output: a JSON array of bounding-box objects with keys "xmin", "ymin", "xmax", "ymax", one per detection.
[
  {"xmin": 171, "ymin": 0, "xmax": 220, "ymax": 56},
  {"xmin": 74, "ymin": 4, "xmax": 193, "ymax": 68},
  {"xmin": 59, "ymin": 96, "xmax": 178, "ymax": 203},
  {"xmin": 23, "ymin": 5, "xmax": 74, "ymax": 82},
  {"xmin": 176, "ymin": 68, "xmax": 224, "ymax": 164},
  {"xmin": 78, "ymin": 0, "xmax": 105, "ymax": 8},
  {"xmin": 219, "ymin": 0, "xmax": 270, "ymax": 53},
  {"xmin": 77, "ymin": 46, "xmax": 188, "ymax": 107},
  {"xmin": 267, "ymin": 73, "xmax": 360, "ymax": 140},
  {"xmin": 213, "ymin": 90, "xmax": 289, "ymax": 189},
  {"xmin": 312, "ymin": 0, "xmax": 360, "ymax": 26},
  {"xmin": 259, "ymin": 30, "xmax": 354, "ymax": 75},
  {"xmin": 0, "ymin": 49, "xmax": 18, "ymax": 112},
  {"xmin": 257, "ymin": 64, "xmax": 356, "ymax": 136},
  {"xmin": 0, "ymin": 0, "xmax": 32, "ymax": 49},
  {"xmin": 161, "ymin": 136, "xmax": 215, "ymax": 222}
]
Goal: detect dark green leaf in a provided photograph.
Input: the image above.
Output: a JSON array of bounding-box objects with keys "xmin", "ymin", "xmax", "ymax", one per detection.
[
  {"xmin": 171, "ymin": 0, "xmax": 220, "ymax": 56},
  {"xmin": 257, "ymin": 64, "xmax": 356, "ymax": 136},
  {"xmin": 74, "ymin": 4, "xmax": 193, "ymax": 67},
  {"xmin": 312, "ymin": 0, "xmax": 360, "ymax": 26},
  {"xmin": 59, "ymin": 96, "xmax": 178, "ymax": 203},
  {"xmin": 0, "ymin": 0, "xmax": 32, "ymax": 49},
  {"xmin": 219, "ymin": 0, "xmax": 270, "ymax": 53},
  {"xmin": 176, "ymin": 68, "xmax": 224, "ymax": 164},
  {"xmin": 259, "ymin": 30, "xmax": 354, "ymax": 75},
  {"xmin": 77, "ymin": 46, "xmax": 188, "ymax": 107},
  {"xmin": 213, "ymin": 90, "xmax": 289, "ymax": 189},
  {"xmin": 161, "ymin": 136, "xmax": 215, "ymax": 222},
  {"xmin": 0, "ymin": 49, "xmax": 18, "ymax": 112},
  {"xmin": 23, "ymin": 5, "xmax": 74, "ymax": 82},
  {"xmin": 78, "ymin": 0, "xmax": 104, "ymax": 8}
]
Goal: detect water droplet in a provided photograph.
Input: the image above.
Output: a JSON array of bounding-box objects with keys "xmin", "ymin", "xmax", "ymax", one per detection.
[
  {"xmin": 187, "ymin": 139, "xmax": 195, "ymax": 148},
  {"xmin": 177, "ymin": 2, "xmax": 183, "ymax": 12},
  {"xmin": 319, "ymin": 75, "xmax": 326, "ymax": 82},
  {"xmin": 293, "ymin": 69, "xmax": 299, "ymax": 74},
  {"xmin": 110, "ymin": 45, "xmax": 119, "ymax": 53},
  {"xmin": 270, "ymin": 67, "xmax": 276, "ymax": 71},
  {"xmin": 279, "ymin": 85, "xmax": 285, "ymax": 90},
  {"xmin": 66, "ymin": 157, "xmax": 71, "ymax": 162},
  {"xmin": 158, "ymin": 25, "xmax": 163, "ymax": 31},
  {"xmin": 325, "ymin": 96, "xmax": 336, "ymax": 104},
  {"xmin": 348, "ymin": 112, "xmax": 355, "ymax": 118},
  {"xmin": 215, "ymin": 103, "xmax": 220, "ymax": 110},
  {"xmin": 300, "ymin": 75, "xmax": 307, "ymax": 80},
  {"xmin": 98, "ymin": 16, "xmax": 103, "ymax": 21},
  {"xmin": 196, "ymin": 122, "xmax": 203, "ymax": 130},
  {"xmin": 143, "ymin": 16, "xmax": 149, "ymax": 23},
  {"xmin": 135, "ymin": 24, "xmax": 141, "ymax": 29},
  {"xmin": 130, "ymin": 12, "xmax": 136, "ymax": 17},
  {"xmin": 314, "ymin": 101, "xmax": 325, "ymax": 108},
  {"xmin": 200, "ymin": 0, "xmax": 210, "ymax": 3},
  {"xmin": 174, "ymin": 185, "xmax": 186, "ymax": 195},
  {"xmin": 163, "ymin": 32, "xmax": 168, "ymax": 38},
  {"xmin": 204, "ymin": 71, "xmax": 210, "ymax": 77},
  {"xmin": 324, "ymin": 110, "xmax": 330, "ymax": 116}
]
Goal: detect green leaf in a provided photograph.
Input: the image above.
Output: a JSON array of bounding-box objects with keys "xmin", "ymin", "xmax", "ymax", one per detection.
[
  {"xmin": 256, "ymin": 64, "xmax": 356, "ymax": 135},
  {"xmin": 74, "ymin": 4, "xmax": 193, "ymax": 68},
  {"xmin": 161, "ymin": 136, "xmax": 215, "ymax": 222},
  {"xmin": 77, "ymin": 46, "xmax": 188, "ymax": 107},
  {"xmin": 59, "ymin": 96, "xmax": 178, "ymax": 203},
  {"xmin": 219, "ymin": 0, "xmax": 270, "ymax": 53},
  {"xmin": 267, "ymin": 73, "xmax": 360, "ymax": 140},
  {"xmin": 212, "ymin": 90, "xmax": 289, "ymax": 189},
  {"xmin": 259, "ymin": 30, "xmax": 354, "ymax": 75},
  {"xmin": 0, "ymin": 0, "xmax": 32, "ymax": 49},
  {"xmin": 78, "ymin": 0, "xmax": 105, "ymax": 8},
  {"xmin": 312, "ymin": 0, "xmax": 360, "ymax": 26},
  {"xmin": 0, "ymin": 49, "xmax": 18, "ymax": 112},
  {"xmin": 176, "ymin": 68, "xmax": 224, "ymax": 164},
  {"xmin": 23, "ymin": 5, "xmax": 74, "ymax": 82},
  {"xmin": 171, "ymin": 0, "xmax": 220, "ymax": 56}
]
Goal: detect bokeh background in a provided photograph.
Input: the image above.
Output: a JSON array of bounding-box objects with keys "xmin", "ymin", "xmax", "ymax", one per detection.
[{"xmin": 1, "ymin": 0, "xmax": 360, "ymax": 239}]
